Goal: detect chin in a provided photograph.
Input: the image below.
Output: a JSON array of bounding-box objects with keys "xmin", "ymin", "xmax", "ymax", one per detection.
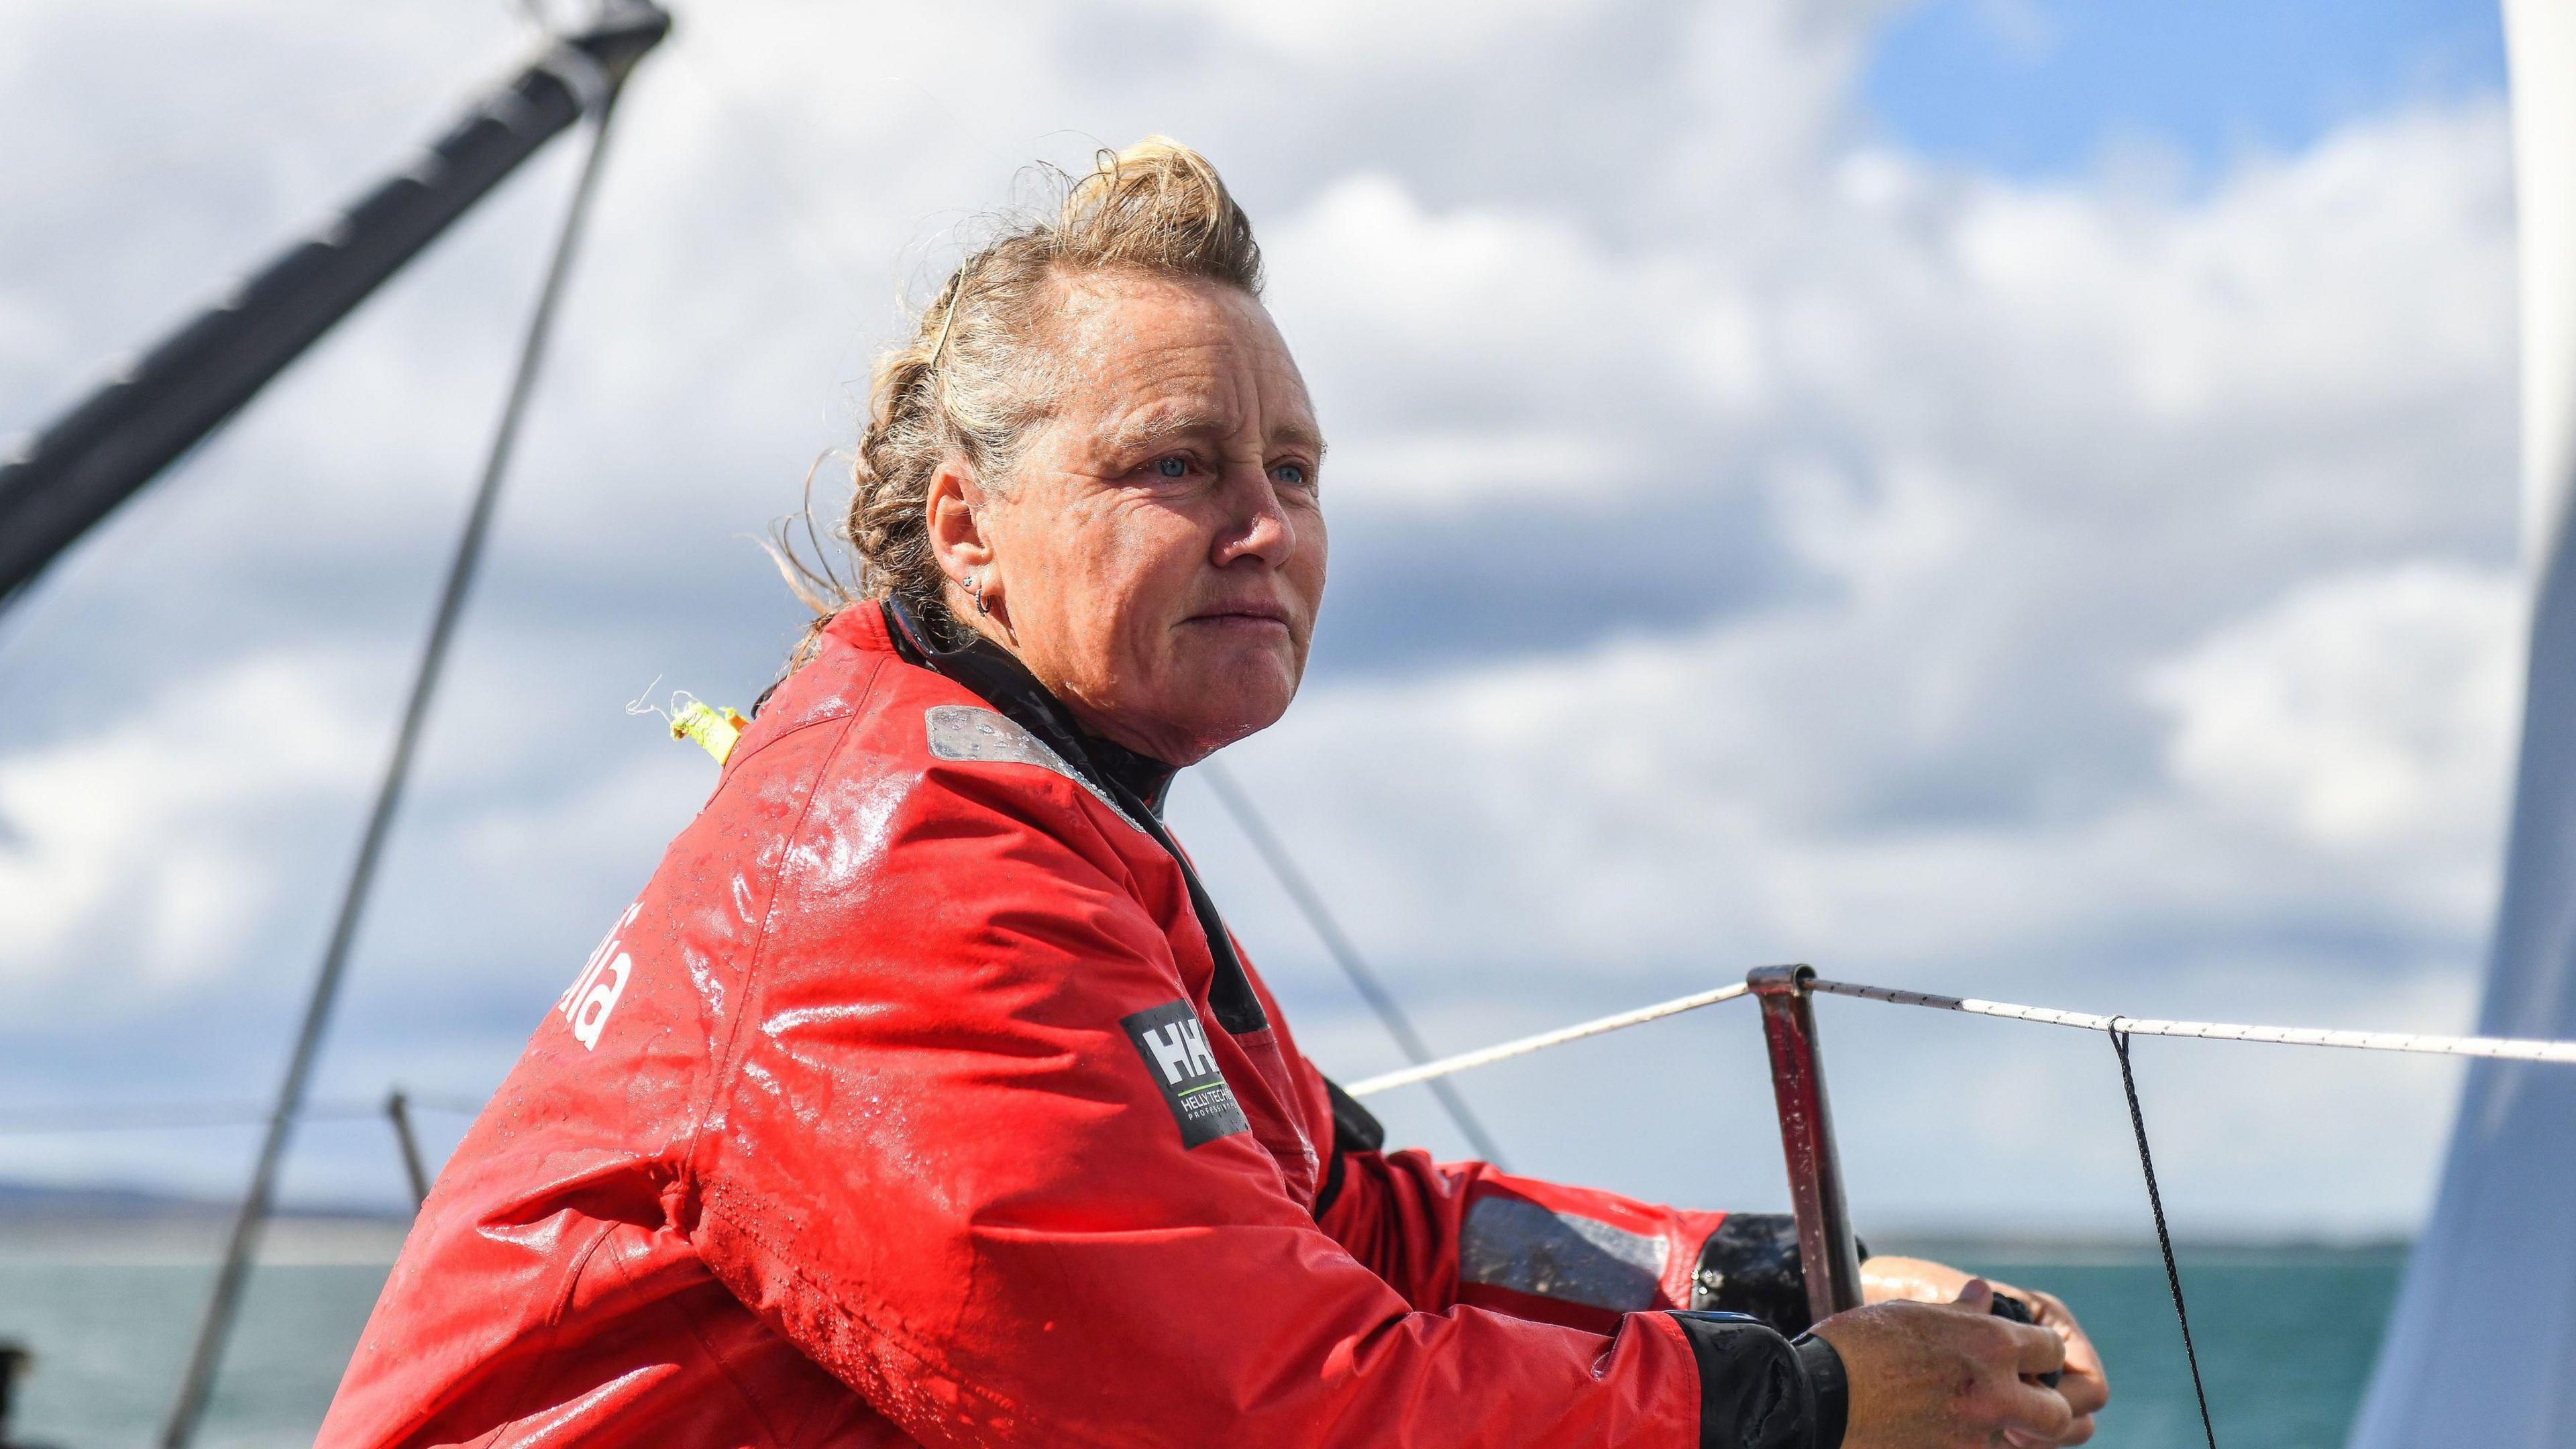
[
  {"xmin": 1155, "ymin": 657, "xmax": 1299, "ymax": 762},
  {"xmin": 1165, "ymin": 699, "xmax": 1292, "ymax": 763}
]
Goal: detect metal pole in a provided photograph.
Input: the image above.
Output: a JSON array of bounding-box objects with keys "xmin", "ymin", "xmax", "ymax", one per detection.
[
  {"xmin": 155, "ymin": 40, "xmax": 649, "ymax": 1447},
  {"xmin": 1748, "ymin": 964, "xmax": 1864, "ymax": 1324},
  {"xmin": 384, "ymin": 1090, "xmax": 431, "ymax": 1209}
]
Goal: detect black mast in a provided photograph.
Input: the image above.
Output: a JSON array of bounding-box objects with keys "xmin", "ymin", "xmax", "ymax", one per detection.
[{"xmin": 0, "ymin": 3, "xmax": 672, "ymax": 608}]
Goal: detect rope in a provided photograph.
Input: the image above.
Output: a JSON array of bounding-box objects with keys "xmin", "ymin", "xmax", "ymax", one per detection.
[
  {"xmin": 38, "ymin": 972, "xmax": 2566, "ymax": 1142},
  {"xmin": 1808, "ymin": 979, "xmax": 2576, "ymax": 1063},
  {"xmin": 1198, "ymin": 763, "xmax": 1511, "ymax": 1163},
  {"xmin": 160, "ymin": 78, "xmax": 631, "ymax": 1449},
  {"xmin": 2110, "ymin": 1023, "xmax": 2220, "ymax": 1449},
  {"xmin": 1344, "ymin": 982, "xmax": 1750, "ymax": 1097}
]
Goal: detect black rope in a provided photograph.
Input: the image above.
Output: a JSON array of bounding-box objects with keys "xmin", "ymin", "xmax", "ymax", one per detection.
[
  {"xmin": 2110, "ymin": 1022, "xmax": 2218, "ymax": 1449},
  {"xmin": 1199, "ymin": 761, "xmax": 1511, "ymax": 1169}
]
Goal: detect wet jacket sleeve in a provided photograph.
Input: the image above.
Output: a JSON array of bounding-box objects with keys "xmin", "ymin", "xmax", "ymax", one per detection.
[
  {"xmin": 1313, "ymin": 1110, "xmax": 1723, "ymax": 1332},
  {"xmin": 1313, "ymin": 1114, "xmax": 1843, "ymax": 1338},
  {"xmin": 679, "ymin": 753, "xmax": 1833, "ymax": 1449},
  {"xmin": 1310, "ymin": 1112, "xmax": 1849, "ymax": 1446}
]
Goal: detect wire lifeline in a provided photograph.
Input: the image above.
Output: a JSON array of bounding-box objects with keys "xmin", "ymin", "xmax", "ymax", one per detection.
[
  {"xmin": 157, "ymin": 78, "xmax": 635, "ymax": 1449},
  {"xmin": 1198, "ymin": 762, "xmax": 1511, "ymax": 1164},
  {"xmin": 1807, "ymin": 979, "xmax": 2576, "ymax": 1063},
  {"xmin": 1344, "ymin": 982, "xmax": 1752, "ymax": 1097},
  {"xmin": 2110, "ymin": 1022, "xmax": 2219, "ymax": 1449},
  {"xmin": 43, "ymin": 974, "xmax": 2576, "ymax": 1139}
]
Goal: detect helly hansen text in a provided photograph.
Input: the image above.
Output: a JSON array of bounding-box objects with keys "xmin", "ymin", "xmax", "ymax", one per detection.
[{"xmin": 1121, "ymin": 1000, "xmax": 1250, "ymax": 1147}]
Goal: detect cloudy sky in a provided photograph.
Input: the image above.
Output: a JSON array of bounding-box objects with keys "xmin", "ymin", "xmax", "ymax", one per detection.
[{"xmin": 0, "ymin": 0, "xmax": 2526, "ymax": 1238}]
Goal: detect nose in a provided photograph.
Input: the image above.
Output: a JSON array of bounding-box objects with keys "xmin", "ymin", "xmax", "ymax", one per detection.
[{"xmin": 1212, "ymin": 465, "xmax": 1294, "ymax": 570}]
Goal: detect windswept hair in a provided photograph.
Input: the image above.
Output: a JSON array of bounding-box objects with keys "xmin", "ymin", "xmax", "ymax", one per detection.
[{"xmin": 773, "ymin": 138, "xmax": 1265, "ymax": 670}]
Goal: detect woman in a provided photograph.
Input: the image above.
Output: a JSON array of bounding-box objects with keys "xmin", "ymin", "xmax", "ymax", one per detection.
[{"xmin": 321, "ymin": 140, "xmax": 2106, "ymax": 1449}]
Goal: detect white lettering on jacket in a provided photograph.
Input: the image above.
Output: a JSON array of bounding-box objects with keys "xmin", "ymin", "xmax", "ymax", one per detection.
[
  {"xmin": 558, "ymin": 903, "xmax": 639, "ymax": 1051},
  {"xmin": 1142, "ymin": 1017, "xmax": 1222, "ymax": 1083},
  {"xmin": 1144, "ymin": 1023, "xmax": 1193, "ymax": 1083},
  {"xmin": 1178, "ymin": 1015, "xmax": 1218, "ymax": 1076}
]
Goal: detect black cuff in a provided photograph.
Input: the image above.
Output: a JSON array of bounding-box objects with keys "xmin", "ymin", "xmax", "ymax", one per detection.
[
  {"xmin": 1665, "ymin": 1311, "xmax": 1842, "ymax": 1449},
  {"xmin": 1792, "ymin": 1332, "xmax": 1847, "ymax": 1449}
]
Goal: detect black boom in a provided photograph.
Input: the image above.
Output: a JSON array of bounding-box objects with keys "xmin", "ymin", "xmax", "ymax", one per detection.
[{"xmin": 0, "ymin": 3, "xmax": 669, "ymax": 608}]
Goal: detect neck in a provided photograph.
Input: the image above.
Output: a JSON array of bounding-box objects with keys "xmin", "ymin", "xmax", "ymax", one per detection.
[{"xmin": 880, "ymin": 596, "xmax": 1177, "ymax": 815}]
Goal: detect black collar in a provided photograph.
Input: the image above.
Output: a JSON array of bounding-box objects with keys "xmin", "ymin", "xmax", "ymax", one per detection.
[
  {"xmin": 879, "ymin": 596, "xmax": 1265, "ymax": 1033},
  {"xmin": 879, "ymin": 598, "xmax": 1177, "ymax": 816}
]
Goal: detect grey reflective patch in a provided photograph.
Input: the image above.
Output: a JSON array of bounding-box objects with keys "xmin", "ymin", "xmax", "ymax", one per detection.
[
  {"xmin": 1458, "ymin": 1195, "xmax": 1669, "ymax": 1312},
  {"xmin": 923, "ymin": 705, "xmax": 1130, "ymax": 820}
]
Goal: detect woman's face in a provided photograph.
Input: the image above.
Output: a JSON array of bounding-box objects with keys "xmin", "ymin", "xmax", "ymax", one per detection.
[{"xmin": 934, "ymin": 271, "xmax": 1328, "ymax": 765}]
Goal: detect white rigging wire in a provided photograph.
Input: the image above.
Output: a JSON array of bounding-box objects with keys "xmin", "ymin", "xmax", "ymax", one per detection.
[
  {"xmin": 1342, "ymin": 971, "xmax": 2576, "ymax": 1100},
  {"xmin": 26, "ymin": 973, "xmax": 2576, "ymax": 1138},
  {"xmin": 1808, "ymin": 979, "xmax": 2576, "ymax": 1063},
  {"xmin": 1343, "ymin": 982, "xmax": 1751, "ymax": 1097}
]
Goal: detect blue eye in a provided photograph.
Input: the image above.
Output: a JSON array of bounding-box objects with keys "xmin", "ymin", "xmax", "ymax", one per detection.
[
  {"xmin": 1273, "ymin": 463, "xmax": 1308, "ymax": 487},
  {"xmin": 1155, "ymin": 455, "xmax": 1188, "ymax": 479}
]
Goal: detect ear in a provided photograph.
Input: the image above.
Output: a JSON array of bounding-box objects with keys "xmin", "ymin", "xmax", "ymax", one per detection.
[{"xmin": 924, "ymin": 455, "xmax": 998, "ymax": 616}]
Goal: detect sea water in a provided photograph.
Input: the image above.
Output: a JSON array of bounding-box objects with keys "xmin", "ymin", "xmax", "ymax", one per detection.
[
  {"xmin": 0, "ymin": 1248, "xmax": 2404, "ymax": 1448},
  {"xmin": 1953, "ymin": 1246, "xmax": 2407, "ymax": 1449}
]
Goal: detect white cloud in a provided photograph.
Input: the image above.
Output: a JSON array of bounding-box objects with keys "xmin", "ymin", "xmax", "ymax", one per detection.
[
  {"xmin": 1122, "ymin": 0, "xmax": 1597, "ymax": 64},
  {"xmin": 0, "ymin": 651, "xmax": 381, "ymax": 986},
  {"xmin": 2145, "ymin": 563, "xmax": 2524, "ymax": 851},
  {"xmin": 0, "ymin": 0, "xmax": 2528, "ymax": 1232}
]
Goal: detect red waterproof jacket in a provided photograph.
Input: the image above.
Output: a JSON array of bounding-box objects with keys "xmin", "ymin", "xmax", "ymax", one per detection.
[{"xmin": 319, "ymin": 602, "xmax": 1843, "ymax": 1449}]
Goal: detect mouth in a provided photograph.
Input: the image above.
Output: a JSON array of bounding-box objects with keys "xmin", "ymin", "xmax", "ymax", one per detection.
[{"xmin": 1184, "ymin": 601, "xmax": 1293, "ymax": 632}]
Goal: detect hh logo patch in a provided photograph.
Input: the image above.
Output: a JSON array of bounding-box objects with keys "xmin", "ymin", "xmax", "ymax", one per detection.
[{"xmin": 1122, "ymin": 1001, "xmax": 1250, "ymax": 1148}]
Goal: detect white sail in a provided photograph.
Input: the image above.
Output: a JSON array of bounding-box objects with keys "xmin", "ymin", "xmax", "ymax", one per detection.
[{"xmin": 2349, "ymin": 3, "xmax": 2576, "ymax": 1443}]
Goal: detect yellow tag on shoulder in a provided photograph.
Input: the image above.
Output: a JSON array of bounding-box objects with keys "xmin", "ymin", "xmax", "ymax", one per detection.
[{"xmin": 669, "ymin": 698, "xmax": 748, "ymax": 765}]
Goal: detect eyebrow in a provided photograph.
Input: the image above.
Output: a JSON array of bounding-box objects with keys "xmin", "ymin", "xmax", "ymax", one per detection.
[
  {"xmin": 1274, "ymin": 419, "xmax": 1329, "ymax": 459},
  {"xmin": 1100, "ymin": 409, "xmax": 1328, "ymax": 459}
]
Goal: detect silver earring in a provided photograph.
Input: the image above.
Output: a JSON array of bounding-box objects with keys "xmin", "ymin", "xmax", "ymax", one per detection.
[{"xmin": 965, "ymin": 573, "xmax": 987, "ymax": 614}]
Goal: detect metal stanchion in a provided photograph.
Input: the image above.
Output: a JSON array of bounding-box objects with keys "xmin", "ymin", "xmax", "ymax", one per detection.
[
  {"xmin": 384, "ymin": 1090, "xmax": 431, "ymax": 1209},
  {"xmin": 1748, "ymin": 964, "xmax": 1864, "ymax": 1324}
]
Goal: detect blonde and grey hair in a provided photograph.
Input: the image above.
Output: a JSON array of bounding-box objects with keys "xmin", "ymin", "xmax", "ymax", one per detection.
[{"xmin": 776, "ymin": 138, "xmax": 1265, "ymax": 667}]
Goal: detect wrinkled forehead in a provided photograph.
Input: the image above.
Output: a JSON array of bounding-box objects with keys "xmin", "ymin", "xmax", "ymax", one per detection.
[{"xmin": 1045, "ymin": 270, "xmax": 1322, "ymax": 452}]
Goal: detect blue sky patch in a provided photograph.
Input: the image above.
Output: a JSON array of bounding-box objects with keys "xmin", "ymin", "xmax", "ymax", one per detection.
[{"xmin": 1864, "ymin": 0, "xmax": 2506, "ymax": 183}]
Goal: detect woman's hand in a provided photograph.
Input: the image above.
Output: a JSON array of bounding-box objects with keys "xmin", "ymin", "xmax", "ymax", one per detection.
[{"xmin": 1833, "ymin": 1257, "xmax": 2108, "ymax": 1446}]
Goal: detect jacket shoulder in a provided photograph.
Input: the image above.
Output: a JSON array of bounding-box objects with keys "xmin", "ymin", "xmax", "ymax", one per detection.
[{"xmin": 720, "ymin": 618, "xmax": 1146, "ymax": 852}]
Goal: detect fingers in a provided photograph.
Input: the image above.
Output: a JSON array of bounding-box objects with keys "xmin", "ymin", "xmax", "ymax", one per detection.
[
  {"xmin": 2028, "ymin": 1288, "xmax": 2110, "ymax": 1419},
  {"xmin": 1955, "ymin": 1278, "xmax": 2068, "ymax": 1379},
  {"xmin": 1861, "ymin": 1254, "xmax": 1972, "ymax": 1305},
  {"xmin": 2010, "ymin": 1318, "xmax": 2068, "ymax": 1379},
  {"xmin": 2004, "ymin": 1415, "xmax": 2094, "ymax": 1449},
  {"xmin": 1969, "ymin": 1284, "xmax": 2086, "ymax": 1446},
  {"xmin": 2032, "ymin": 1291, "xmax": 2109, "ymax": 1390},
  {"xmin": 1953, "ymin": 1291, "xmax": 2072, "ymax": 1439},
  {"xmin": 1989, "ymin": 1375, "xmax": 2077, "ymax": 1445},
  {"xmin": 1822, "ymin": 1294, "xmax": 2101, "ymax": 1449},
  {"xmin": 2055, "ymin": 1362, "xmax": 2110, "ymax": 1421}
]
